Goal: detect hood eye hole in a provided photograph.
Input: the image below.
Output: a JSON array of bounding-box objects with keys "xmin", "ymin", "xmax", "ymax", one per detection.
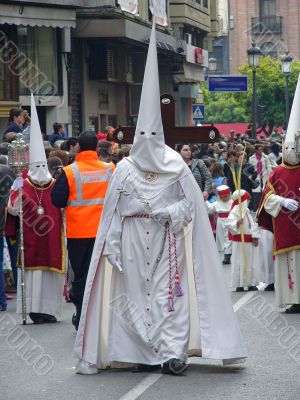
[
  {"xmin": 140, "ymin": 131, "xmax": 145, "ymax": 135},
  {"xmin": 151, "ymin": 132, "xmax": 156, "ymax": 135}
]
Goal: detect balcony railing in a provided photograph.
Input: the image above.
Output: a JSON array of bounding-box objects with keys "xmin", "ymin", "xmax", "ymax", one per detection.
[{"xmin": 251, "ymin": 16, "xmax": 282, "ymax": 35}]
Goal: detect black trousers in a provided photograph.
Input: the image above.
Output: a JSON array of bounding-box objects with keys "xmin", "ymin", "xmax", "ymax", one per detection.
[
  {"xmin": 250, "ymin": 192, "xmax": 262, "ymax": 212},
  {"xmin": 67, "ymin": 238, "xmax": 95, "ymax": 317}
]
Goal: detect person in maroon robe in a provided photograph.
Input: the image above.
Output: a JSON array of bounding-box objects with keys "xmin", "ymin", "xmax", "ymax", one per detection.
[{"xmin": 8, "ymin": 94, "xmax": 65, "ymax": 323}]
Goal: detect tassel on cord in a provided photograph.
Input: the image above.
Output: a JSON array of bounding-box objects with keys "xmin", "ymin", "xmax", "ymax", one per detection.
[
  {"xmin": 168, "ymin": 296, "xmax": 175, "ymax": 312},
  {"xmin": 175, "ymin": 281, "xmax": 183, "ymax": 297}
]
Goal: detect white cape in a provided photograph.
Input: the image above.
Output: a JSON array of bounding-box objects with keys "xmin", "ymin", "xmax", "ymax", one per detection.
[{"xmin": 74, "ymin": 159, "xmax": 247, "ymax": 367}]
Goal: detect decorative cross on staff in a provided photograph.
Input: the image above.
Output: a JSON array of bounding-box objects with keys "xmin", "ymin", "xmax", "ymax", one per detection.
[{"xmin": 113, "ymin": 94, "xmax": 220, "ymax": 148}]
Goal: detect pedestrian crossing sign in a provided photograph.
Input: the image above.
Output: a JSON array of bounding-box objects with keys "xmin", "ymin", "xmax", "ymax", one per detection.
[{"xmin": 192, "ymin": 104, "xmax": 204, "ymax": 121}]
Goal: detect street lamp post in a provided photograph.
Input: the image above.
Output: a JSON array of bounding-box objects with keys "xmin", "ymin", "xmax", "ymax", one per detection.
[
  {"xmin": 281, "ymin": 51, "xmax": 293, "ymax": 125},
  {"xmin": 208, "ymin": 57, "xmax": 217, "ymax": 73},
  {"xmin": 247, "ymin": 42, "xmax": 261, "ymax": 140}
]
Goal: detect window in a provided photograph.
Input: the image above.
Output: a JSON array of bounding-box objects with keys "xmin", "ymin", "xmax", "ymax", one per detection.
[
  {"xmin": 18, "ymin": 27, "xmax": 61, "ymax": 96},
  {"xmin": 260, "ymin": 0, "xmax": 276, "ymax": 18},
  {"xmin": 0, "ymin": 26, "xmax": 18, "ymax": 101},
  {"xmin": 261, "ymin": 41, "xmax": 277, "ymax": 58}
]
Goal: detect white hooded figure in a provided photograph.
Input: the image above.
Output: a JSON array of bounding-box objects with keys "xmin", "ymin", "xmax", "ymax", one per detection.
[
  {"xmin": 8, "ymin": 94, "xmax": 64, "ymax": 323},
  {"xmin": 257, "ymin": 74, "xmax": 300, "ymax": 313},
  {"xmin": 226, "ymin": 190, "xmax": 260, "ymax": 291},
  {"xmin": 27, "ymin": 94, "xmax": 52, "ymax": 186},
  {"xmin": 74, "ymin": 22, "xmax": 247, "ymax": 375}
]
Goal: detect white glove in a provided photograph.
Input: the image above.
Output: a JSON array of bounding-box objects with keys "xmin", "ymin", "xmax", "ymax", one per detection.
[
  {"xmin": 11, "ymin": 176, "xmax": 24, "ymax": 191},
  {"xmin": 151, "ymin": 208, "xmax": 170, "ymax": 225},
  {"xmin": 107, "ymin": 255, "xmax": 123, "ymax": 272},
  {"xmin": 281, "ymin": 198, "xmax": 299, "ymax": 212}
]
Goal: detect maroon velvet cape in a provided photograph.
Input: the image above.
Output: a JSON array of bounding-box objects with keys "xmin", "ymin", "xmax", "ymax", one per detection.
[
  {"xmin": 10, "ymin": 178, "xmax": 65, "ymax": 273},
  {"xmin": 257, "ymin": 164, "xmax": 300, "ymax": 255}
]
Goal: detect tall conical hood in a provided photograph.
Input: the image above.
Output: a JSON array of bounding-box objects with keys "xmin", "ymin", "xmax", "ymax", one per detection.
[
  {"xmin": 28, "ymin": 94, "xmax": 52, "ymax": 185},
  {"xmin": 129, "ymin": 22, "xmax": 183, "ymax": 174},
  {"xmin": 283, "ymin": 73, "xmax": 300, "ymax": 165}
]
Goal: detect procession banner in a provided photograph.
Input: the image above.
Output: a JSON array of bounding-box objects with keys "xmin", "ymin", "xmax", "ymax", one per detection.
[
  {"xmin": 117, "ymin": 0, "xmax": 138, "ymax": 14},
  {"xmin": 149, "ymin": 0, "xmax": 168, "ymax": 26}
]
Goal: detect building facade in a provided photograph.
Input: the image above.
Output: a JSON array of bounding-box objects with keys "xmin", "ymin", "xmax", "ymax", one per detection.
[
  {"xmin": 209, "ymin": 0, "xmax": 230, "ymax": 75},
  {"xmin": 0, "ymin": 0, "xmax": 76, "ymax": 134},
  {"xmin": 0, "ymin": 0, "xmax": 219, "ymax": 135},
  {"xmin": 229, "ymin": 0, "xmax": 300, "ymax": 73},
  {"xmin": 72, "ymin": 0, "xmax": 218, "ymax": 133}
]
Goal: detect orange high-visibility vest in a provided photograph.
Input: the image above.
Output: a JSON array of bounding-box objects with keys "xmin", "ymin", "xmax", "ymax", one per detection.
[{"xmin": 64, "ymin": 150, "xmax": 114, "ymax": 238}]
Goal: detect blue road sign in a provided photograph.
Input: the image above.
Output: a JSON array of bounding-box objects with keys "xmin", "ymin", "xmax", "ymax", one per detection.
[
  {"xmin": 192, "ymin": 104, "xmax": 204, "ymax": 121},
  {"xmin": 208, "ymin": 76, "xmax": 248, "ymax": 93}
]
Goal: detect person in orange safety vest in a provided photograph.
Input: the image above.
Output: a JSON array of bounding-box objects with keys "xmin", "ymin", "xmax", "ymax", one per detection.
[{"xmin": 51, "ymin": 131, "xmax": 114, "ymax": 330}]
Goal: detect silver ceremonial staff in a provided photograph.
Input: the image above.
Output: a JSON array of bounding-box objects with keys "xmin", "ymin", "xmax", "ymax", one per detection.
[{"xmin": 8, "ymin": 133, "xmax": 29, "ymax": 325}]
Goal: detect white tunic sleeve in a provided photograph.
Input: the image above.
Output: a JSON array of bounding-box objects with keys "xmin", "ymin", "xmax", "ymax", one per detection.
[
  {"xmin": 166, "ymin": 197, "xmax": 192, "ymax": 234},
  {"xmin": 264, "ymin": 194, "xmax": 283, "ymax": 218},
  {"xmin": 206, "ymin": 201, "xmax": 216, "ymax": 215},
  {"xmin": 226, "ymin": 211, "xmax": 239, "ymax": 235},
  {"xmin": 102, "ymin": 206, "xmax": 122, "ymax": 256}
]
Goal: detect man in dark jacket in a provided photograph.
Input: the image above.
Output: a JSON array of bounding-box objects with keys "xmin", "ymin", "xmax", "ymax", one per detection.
[
  {"xmin": 2, "ymin": 109, "xmax": 25, "ymax": 142},
  {"xmin": 48, "ymin": 123, "xmax": 66, "ymax": 146}
]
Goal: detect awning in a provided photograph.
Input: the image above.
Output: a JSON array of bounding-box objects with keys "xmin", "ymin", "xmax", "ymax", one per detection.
[{"xmin": 0, "ymin": 4, "xmax": 76, "ymax": 29}]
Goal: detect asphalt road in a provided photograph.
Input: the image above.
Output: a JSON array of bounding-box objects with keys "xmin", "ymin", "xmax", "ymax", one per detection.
[{"xmin": 1, "ymin": 264, "xmax": 300, "ymax": 400}]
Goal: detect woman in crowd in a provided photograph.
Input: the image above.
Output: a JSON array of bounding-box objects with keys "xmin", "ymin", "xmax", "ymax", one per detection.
[{"xmin": 177, "ymin": 143, "xmax": 212, "ymax": 200}]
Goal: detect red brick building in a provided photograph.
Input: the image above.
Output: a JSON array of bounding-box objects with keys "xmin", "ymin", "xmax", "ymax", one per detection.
[{"xmin": 229, "ymin": 0, "xmax": 300, "ymax": 73}]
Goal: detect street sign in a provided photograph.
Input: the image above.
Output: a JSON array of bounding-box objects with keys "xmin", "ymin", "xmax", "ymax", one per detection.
[
  {"xmin": 208, "ymin": 76, "xmax": 248, "ymax": 93},
  {"xmin": 192, "ymin": 104, "xmax": 205, "ymax": 121}
]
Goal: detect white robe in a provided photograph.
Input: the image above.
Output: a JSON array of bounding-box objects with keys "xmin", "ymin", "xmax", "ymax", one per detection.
[
  {"xmin": 206, "ymin": 199, "xmax": 232, "ymax": 255},
  {"xmin": 74, "ymin": 159, "xmax": 247, "ymax": 368},
  {"xmin": 226, "ymin": 205, "xmax": 260, "ymax": 288},
  {"xmin": 102, "ymin": 180, "xmax": 191, "ymax": 364},
  {"xmin": 16, "ymin": 270, "xmax": 64, "ymax": 318},
  {"xmin": 258, "ymin": 228, "xmax": 275, "ymax": 285},
  {"xmin": 264, "ymin": 195, "xmax": 300, "ymax": 307}
]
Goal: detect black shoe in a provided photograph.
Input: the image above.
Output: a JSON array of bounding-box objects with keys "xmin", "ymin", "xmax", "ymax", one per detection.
[
  {"xmin": 72, "ymin": 313, "xmax": 80, "ymax": 331},
  {"xmin": 285, "ymin": 304, "xmax": 300, "ymax": 314},
  {"xmin": 0, "ymin": 304, "xmax": 7, "ymax": 311},
  {"xmin": 42, "ymin": 314, "xmax": 57, "ymax": 323},
  {"xmin": 29, "ymin": 313, "xmax": 57, "ymax": 324},
  {"xmin": 29, "ymin": 312, "xmax": 45, "ymax": 324},
  {"xmin": 132, "ymin": 364, "xmax": 161, "ymax": 373},
  {"xmin": 222, "ymin": 254, "xmax": 231, "ymax": 265},
  {"xmin": 248, "ymin": 286, "xmax": 258, "ymax": 291},
  {"xmin": 236, "ymin": 287, "xmax": 244, "ymax": 292},
  {"xmin": 264, "ymin": 283, "xmax": 275, "ymax": 291},
  {"xmin": 162, "ymin": 359, "xmax": 188, "ymax": 375}
]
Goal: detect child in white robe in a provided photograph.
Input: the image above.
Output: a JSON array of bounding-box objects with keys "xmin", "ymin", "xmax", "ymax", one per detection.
[
  {"xmin": 206, "ymin": 185, "xmax": 232, "ymax": 264},
  {"xmin": 226, "ymin": 190, "xmax": 260, "ymax": 292}
]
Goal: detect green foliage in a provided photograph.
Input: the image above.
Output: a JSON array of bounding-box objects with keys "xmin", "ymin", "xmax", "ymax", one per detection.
[{"xmin": 201, "ymin": 56, "xmax": 300, "ymax": 126}]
